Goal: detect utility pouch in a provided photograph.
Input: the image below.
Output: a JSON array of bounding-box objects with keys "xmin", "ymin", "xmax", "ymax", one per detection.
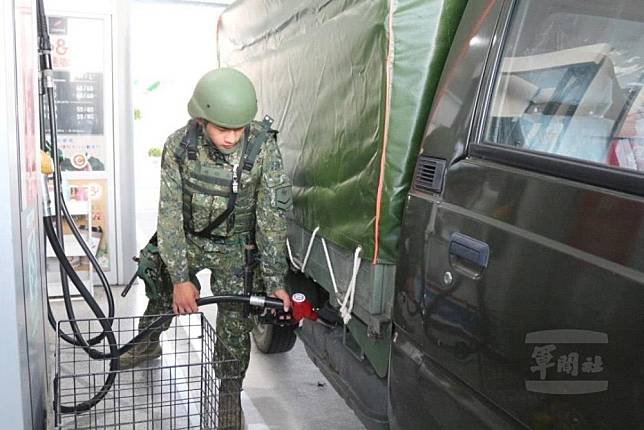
[{"xmin": 136, "ymin": 233, "xmax": 170, "ymax": 301}]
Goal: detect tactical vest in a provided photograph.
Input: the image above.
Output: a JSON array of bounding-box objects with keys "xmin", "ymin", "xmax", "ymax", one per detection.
[{"xmin": 174, "ymin": 115, "xmax": 276, "ymax": 239}]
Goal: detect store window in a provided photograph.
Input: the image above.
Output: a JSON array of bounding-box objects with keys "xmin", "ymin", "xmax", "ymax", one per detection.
[
  {"xmin": 485, "ymin": 0, "xmax": 644, "ymax": 173},
  {"xmin": 44, "ymin": 13, "xmax": 116, "ymax": 283}
]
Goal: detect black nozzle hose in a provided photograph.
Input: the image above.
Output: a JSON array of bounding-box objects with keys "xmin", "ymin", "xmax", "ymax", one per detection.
[
  {"xmin": 53, "ymin": 288, "xmax": 284, "ymax": 412},
  {"xmin": 116, "ymin": 295, "xmax": 283, "ymax": 357},
  {"xmin": 36, "ymin": 0, "xmax": 50, "ymax": 51},
  {"xmin": 51, "ymin": 198, "xmax": 116, "ymax": 347},
  {"xmin": 36, "ymin": 0, "xmax": 84, "ymax": 345},
  {"xmin": 45, "ymin": 219, "xmax": 119, "ymax": 413},
  {"xmin": 43, "ymin": 195, "xmax": 118, "ymax": 348},
  {"xmin": 44, "ymin": 219, "xmax": 117, "ymax": 357},
  {"xmin": 198, "ymin": 295, "xmax": 284, "ymax": 309},
  {"xmin": 36, "ymin": 0, "xmax": 116, "ymax": 348}
]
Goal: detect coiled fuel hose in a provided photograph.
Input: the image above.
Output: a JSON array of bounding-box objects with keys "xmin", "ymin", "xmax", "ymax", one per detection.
[{"xmin": 36, "ymin": 0, "xmax": 116, "ymax": 351}]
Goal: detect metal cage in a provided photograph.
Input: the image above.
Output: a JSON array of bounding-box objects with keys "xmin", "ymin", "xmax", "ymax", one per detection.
[{"xmin": 54, "ymin": 313, "xmax": 241, "ymax": 429}]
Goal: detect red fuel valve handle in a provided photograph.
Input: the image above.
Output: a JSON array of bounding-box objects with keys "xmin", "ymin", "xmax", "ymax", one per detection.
[{"xmin": 291, "ymin": 293, "xmax": 318, "ymax": 322}]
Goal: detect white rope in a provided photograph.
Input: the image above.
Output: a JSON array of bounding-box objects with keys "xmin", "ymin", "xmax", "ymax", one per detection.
[
  {"xmin": 286, "ymin": 226, "xmax": 320, "ymax": 271},
  {"xmin": 340, "ymin": 246, "xmax": 362, "ymax": 324},
  {"xmin": 321, "ymin": 238, "xmax": 341, "ymax": 305},
  {"xmin": 300, "ymin": 226, "xmax": 320, "ymax": 272},
  {"xmin": 287, "ymin": 226, "xmax": 362, "ymax": 324},
  {"xmin": 286, "ymin": 237, "xmax": 300, "ymax": 270}
]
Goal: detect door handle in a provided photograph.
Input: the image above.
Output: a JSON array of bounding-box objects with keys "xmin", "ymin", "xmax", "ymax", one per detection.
[{"xmin": 448, "ymin": 233, "xmax": 489, "ymax": 279}]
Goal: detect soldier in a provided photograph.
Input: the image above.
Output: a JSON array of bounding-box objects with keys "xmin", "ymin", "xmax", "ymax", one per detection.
[{"xmin": 122, "ymin": 68, "xmax": 292, "ymax": 424}]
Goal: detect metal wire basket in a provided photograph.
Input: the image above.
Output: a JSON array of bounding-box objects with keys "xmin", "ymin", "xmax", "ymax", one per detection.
[{"xmin": 54, "ymin": 313, "xmax": 241, "ymax": 429}]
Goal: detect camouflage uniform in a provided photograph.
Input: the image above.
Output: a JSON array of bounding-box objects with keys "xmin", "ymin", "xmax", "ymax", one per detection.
[{"xmin": 139, "ymin": 119, "xmax": 291, "ymax": 378}]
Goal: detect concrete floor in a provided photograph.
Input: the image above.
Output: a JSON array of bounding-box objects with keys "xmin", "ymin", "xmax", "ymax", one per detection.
[{"xmin": 47, "ymin": 279, "xmax": 365, "ymax": 429}]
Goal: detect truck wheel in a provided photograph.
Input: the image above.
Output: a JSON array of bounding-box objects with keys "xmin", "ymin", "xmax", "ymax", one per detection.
[{"xmin": 252, "ymin": 320, "xmax": 297, "ymax": 354}]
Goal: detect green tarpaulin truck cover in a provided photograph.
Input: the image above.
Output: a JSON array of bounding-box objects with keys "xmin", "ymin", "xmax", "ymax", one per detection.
[{"xmin": 217, "ymin": 0, "xmax": 466, "ymax": 264}]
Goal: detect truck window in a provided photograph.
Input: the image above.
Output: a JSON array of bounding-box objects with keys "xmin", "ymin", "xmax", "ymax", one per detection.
[{"xmin": 484, "ymin": 0, "xmax": 644, "ymax": 173}]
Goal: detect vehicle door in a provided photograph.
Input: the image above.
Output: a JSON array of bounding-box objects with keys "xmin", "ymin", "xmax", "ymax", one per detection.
[{"xmin": 399, "ymin": 0, "xmax": 644, "ymax": 428}]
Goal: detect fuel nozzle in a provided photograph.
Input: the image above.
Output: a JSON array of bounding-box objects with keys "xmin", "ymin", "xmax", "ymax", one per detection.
[
  {"xmin": 290, "ymin": 293, "xmax": 336, "ymax": 328},
  {"xmin": 291, "ymin": 292, "xmax": 318, "ymax": 323},
  {"xmin": 256, "ymin": 292, "xmax": 334, "ymax": 328}
]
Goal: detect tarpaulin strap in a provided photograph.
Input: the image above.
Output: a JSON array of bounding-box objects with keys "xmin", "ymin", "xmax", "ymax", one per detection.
[
  {"xmin": 322, "ymin": 237, "xmax": 362, "ymax": 322},
  {"xmin": 300, "ymin": 226, "xmax": 319, "ymax": 271},
  {"xmin": 340, "ymin": 247, "xmax": 362, "ymax": 324},
  {"xmin": 288, "ymin": 227, "xmax": 362, "ymax": 324},
  {"xmin": 286, "ymin": 237, "xmax": 299, "ymax": 270},
  {"xmin": 321, "ymin": 238, "xmax": 340, "ymax": 305},
  {"xmin": 286, "ymin": 226, "xmax": 319, "ymax": 271}
]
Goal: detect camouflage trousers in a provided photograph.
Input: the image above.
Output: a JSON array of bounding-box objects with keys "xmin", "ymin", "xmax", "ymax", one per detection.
[{"xmin": 138, "ymin": 233, "xmax": 255, "ymax": 379}]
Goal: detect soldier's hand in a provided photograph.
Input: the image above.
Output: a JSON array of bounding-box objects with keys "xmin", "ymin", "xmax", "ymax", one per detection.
[
  {"xmin": 270, "ymin": 288, "xmax": 291, "ymax": 312},
  {"xmin": 173, "ymin": 281, "xmax": 200, "ymax": 315}
]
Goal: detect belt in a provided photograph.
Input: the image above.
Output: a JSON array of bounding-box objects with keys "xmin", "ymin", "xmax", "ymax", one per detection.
[{"xmin": 187, "ymin": 232, "xmax": 246, "ymax": 246}]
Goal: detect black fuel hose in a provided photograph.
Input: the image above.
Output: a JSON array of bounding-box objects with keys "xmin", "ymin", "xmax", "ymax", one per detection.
[
  {"xmin": 53, "ymin": 196, "xmax": 116, "ymax": 347},
  {"xmin": 46, "ymin": 219, "xmax": 120, "ymax": 412},
  {"xmin": 118, "ymin": 295, "xmax": 284, "ymax": 356},
  {"xmin": 44, "ymin": 211, "xmax": 115, "ymax": 348},
  {"xmin": 37, "ymin": 0, "xmax": 116, "ymax": 348},
  {"xmin": 37, "ymin": 0, "xmax": 82, "ymax": 343},
  {"xmin": 41, "ymin": 77, "xmax": 117, "ymax": 349}
]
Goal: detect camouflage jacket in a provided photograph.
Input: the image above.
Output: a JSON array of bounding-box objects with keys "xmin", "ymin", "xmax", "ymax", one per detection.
[{"xmin": 156, "ymin": 120, "xmax": 292, "ymax": 294}]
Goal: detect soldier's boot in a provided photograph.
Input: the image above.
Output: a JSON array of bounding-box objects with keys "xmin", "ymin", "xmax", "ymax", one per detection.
[
  {"xmin": 119, "ymin": 336, "xmax": 162, "ymax": 370},
  {"xmin": 216, "ymin": 399, "xmax": 244, "ymax": 429},
  {"xmin": 217, "ymin": 379, "xmax": 243, "ymax": 429}
]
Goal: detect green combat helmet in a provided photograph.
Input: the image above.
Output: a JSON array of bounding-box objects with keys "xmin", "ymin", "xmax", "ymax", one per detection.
[{"xmin": 187, "ymin": 68, "xmax": 258, "ymax": 129}]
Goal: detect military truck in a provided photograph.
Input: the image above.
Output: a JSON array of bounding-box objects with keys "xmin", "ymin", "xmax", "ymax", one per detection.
[{"xmin": 218, "ymin": 0, "xmax": 644, "ymax": 428}]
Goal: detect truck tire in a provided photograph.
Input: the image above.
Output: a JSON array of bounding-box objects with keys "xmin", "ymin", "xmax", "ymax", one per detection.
[{"xmin": 252, "ymin": 320, "xmax": 297, "ymax": 354}]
